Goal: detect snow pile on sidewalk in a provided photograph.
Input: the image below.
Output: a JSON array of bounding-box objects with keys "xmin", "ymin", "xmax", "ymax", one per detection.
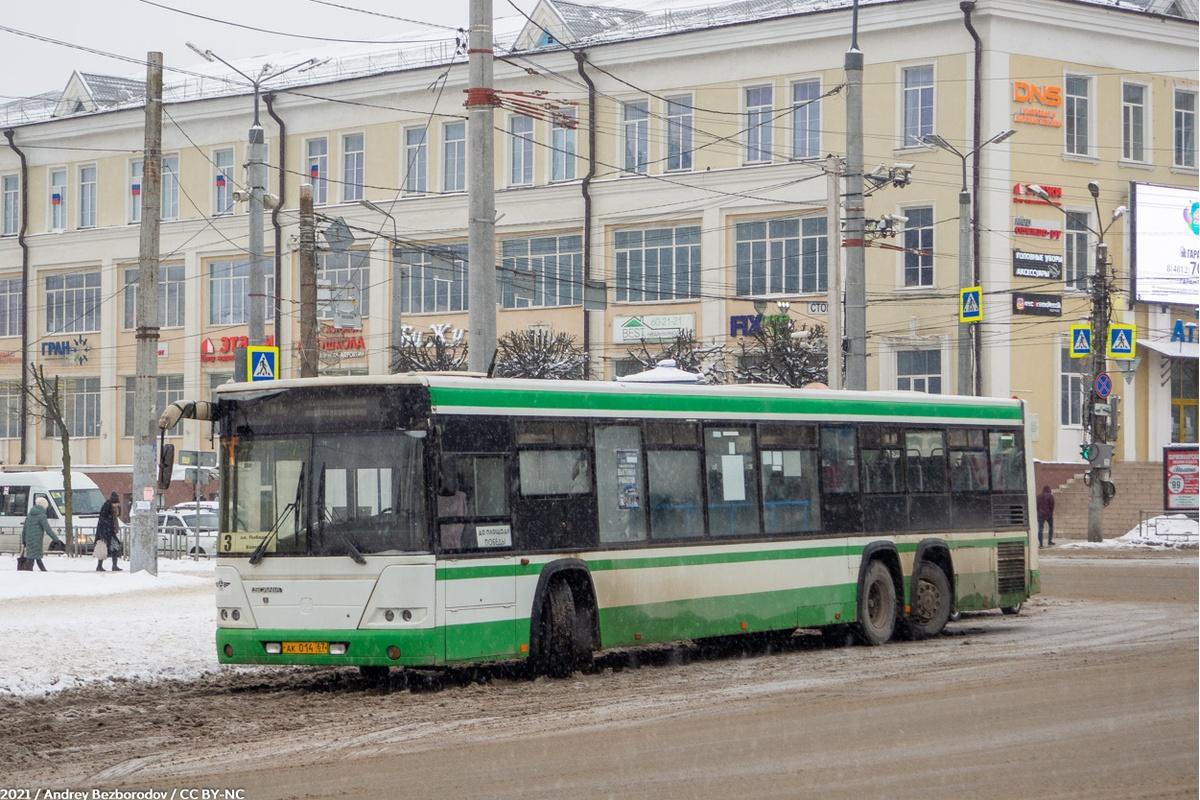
[
  {"xmin": 1059, "ymin": 514, "xmax": 1198, "ymax": 550},
  {"xmin": 0, "ymin": 554, "xmax": 222, "ymax": 697}
]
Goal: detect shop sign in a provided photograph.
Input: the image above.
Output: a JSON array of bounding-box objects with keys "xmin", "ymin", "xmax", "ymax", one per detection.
[
  {"xmin": 1171, "ymin": 319, "xmax": 1198, "ymax": 343},
  {"xmin": 398, "ymin": 323, "xmax": 466, "ymax": 347},
  {"xmin": 0, "ymin": 351, "xmax": 19, "ymax": 365},
  {"xmin": 1163, "ymin": 446, "xmax": 1199, "ymax": 511},
  {"xmin": 1012, "ymin": 183, "xmax": 1062, "ymax": 206},
  {"xmin": 1012, "ymin": 81, "xmax": 1062, "ymax": 128},
  {"xmin": 1013, "ymin": 215, "xmax": 1062, "ymax": 240},
  {"xmin": 1012, "ymin": 250, "xmax": 1063, "ymax": 280},
  {"xmin": 200, "ymin": 335, "xmax": 276, "ymax": 363},
  {"xmin": 40, "ymin": 335, "xmax": 90, "ymax": 366},
  {"xmin": 1011, "ymin": 292, "xmax": 1062, "ymax": 316},
  {"xmin": 729, "ymin": 313, "xmax": 788, "ymax": 337},
  {"xmin": 297, "ymin": 324, "xmax": 367, "ymax": 359},
  {"xmin": 613, "ymin": 314, "xmax": 694, "ymax": 343}
]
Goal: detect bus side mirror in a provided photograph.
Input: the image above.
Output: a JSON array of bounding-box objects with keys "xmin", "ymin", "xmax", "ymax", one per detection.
[{"xmin": 158, "ymin": 443, "xmax": 175, "ymax": 491}]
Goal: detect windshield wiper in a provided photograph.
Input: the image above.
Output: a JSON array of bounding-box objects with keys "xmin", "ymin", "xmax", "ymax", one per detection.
[
  {"xmin": 249, "ymin": 463, "xmax": 305, "ymax": 565},
  {"xmin": 316, "ymin": 463, "xmax": 367, "ymax": 565}
]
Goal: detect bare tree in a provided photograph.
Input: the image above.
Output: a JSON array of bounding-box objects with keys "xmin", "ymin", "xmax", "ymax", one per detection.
[
  {"xmin": 24, "ymin": 365, "xmax": 75, "ymax": 554},
  {"xmin": 735, "ymin": 317, "xmax": 828, "ymax": 388},
  {"xmin": 494, "ymin": 330, "xmax": 584, "ymax": 380},
  {"xmin": 626, "ymin": 330, "xmax": 729, "ymax": 384},
  {"xmin": 390, "ymin": 331, "xmax": 469, "ymax": 373}
]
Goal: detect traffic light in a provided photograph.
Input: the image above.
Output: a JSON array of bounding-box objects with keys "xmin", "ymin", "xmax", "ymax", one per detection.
[{"xmin": 1080, "ymin": 442, "xmax": 1092, "ymax": 462}]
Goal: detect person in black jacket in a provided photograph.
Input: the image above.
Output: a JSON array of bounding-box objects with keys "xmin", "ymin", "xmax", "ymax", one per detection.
[
  {"xmin": 1036, "ymin": 485, "xmax": 1055, "ymax": 548},
  {"xmin": 95, "ymin": 491, "xmax": 122, "ymax": 572}
]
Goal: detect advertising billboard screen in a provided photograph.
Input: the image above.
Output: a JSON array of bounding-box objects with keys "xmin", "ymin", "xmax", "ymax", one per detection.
[{"xmin": 1131, "ymin": 182, "xmax": 1200, "ymax": 306}]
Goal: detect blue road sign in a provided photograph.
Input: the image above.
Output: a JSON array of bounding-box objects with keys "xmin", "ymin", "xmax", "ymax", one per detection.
[
  {"xmin": 1094, "ymin": 371, "xmax": 1112, "ymax": 399},
  {"xmin": 1069, "ymin": 324, "xmax": 1091, "ymax": 359},
  {"xmin": 959, "ymin": 286, "xmax": 983, "ymax": 323},
  {"xmin": 1106, "ymin": 324, "xmax": 1136, "ymax": 359},
  {"xmin": 247, "ymin": 345, "xmax": 280, "ymax": 382}
]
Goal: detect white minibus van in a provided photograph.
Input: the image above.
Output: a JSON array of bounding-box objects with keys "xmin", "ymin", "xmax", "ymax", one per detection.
[{"xmin": 0, "ymin": 471, "xmax": 108, "ymax": 555}]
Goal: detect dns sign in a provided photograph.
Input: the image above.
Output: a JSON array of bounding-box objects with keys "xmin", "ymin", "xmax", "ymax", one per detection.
[{"xmin": 1013, "ymin": 81, "xmax": 1061, "ymax": 106}]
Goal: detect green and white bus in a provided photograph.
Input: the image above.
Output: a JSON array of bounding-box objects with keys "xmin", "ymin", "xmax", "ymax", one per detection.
[{"xmin": 187, "ymin": 375, "xmax": 1036, "ymax": 677}]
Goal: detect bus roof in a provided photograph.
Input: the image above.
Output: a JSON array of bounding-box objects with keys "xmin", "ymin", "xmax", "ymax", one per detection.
[{"xmin": 215, "ymin": 374, "xmax": 1023, "ymax": 427}]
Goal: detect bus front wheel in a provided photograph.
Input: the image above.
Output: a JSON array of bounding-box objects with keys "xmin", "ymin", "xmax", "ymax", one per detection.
[
  {"xmin": 906, "ymin": 562, "xmax": 952, "ymax": 639},
  {"xmin": 856, "ymin": 560, "xmax": 897, "ymax": 646},
  {"xmin": 536, "ymin": 580, "xmax": 591, "ymax": 678}
]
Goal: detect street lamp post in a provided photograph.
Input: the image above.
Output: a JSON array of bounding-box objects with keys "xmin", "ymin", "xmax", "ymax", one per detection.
[
  {"xmin": 359, "ymin": 199, "xmax": 404, "ymax": 372},
  {"xmin": 922, "ymin": 130, "xmax": 1016, "ymax": 396},
  {"xmin": 1027, "ymin": 182, "xmax": 1126, "ymax": 542},
  {"xmin": 187, "ymin": 44, "xmax": 323, "ymax": 377}
]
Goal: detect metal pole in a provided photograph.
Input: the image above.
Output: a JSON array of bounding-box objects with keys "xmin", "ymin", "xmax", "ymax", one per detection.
[
  {"xmin": 299, "ymin": 184, "xmax": 318, "ymax": 378},
  {"xmin": 247, "ymin": 83, "xmax": 268, "ymax": 356},
  {"xmin": 131, "ymin": 52, "xmax": 163, "ymax": 576},
  {"xmin": 466, "ymin": 0, "xmax": 497, "ymax": 374},
  {"xmin": 957, "ymin": 183, "xmax": 973, "ymax": 396},
  {"xmin": 1087, "ymin": 240, "xmax": 1109, "ymax": 542},
  {"xmin": 843, "ymin": 1, "xmax": 867, "ymax": 390},
  {"xmin": 825, "ymin": 155, "xmax": 843, "ymax": 390}
]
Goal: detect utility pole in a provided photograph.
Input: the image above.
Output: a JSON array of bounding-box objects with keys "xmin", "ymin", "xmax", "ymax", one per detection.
[
  {"xmin": 957, "ymin": 178, "xmax": 973, "ymax": 396},
  {"xmin": 843, "ymin": 0, "xmax": 867, "ymax": 390},
  {"xmin": 466, "ymin": 0, "xmax": 497, "ymax": 374},
  {"xmin": 131, "ymin": 51, "xmax": 163, "ymax": 576},
  {"xmin": 299, "ymin": 184, "xmax": 318, "ymax": 378},
  {"xmin": 825, "ymin": 155, "xmax": 844, "ymax": 390},
  {"xmin": 1087, "ymin": 235, "xmax": 1112, "ymax": 543}
]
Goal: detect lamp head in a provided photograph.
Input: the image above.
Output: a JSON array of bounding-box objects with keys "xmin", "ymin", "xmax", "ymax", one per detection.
[
  {"xmin": 186, "ymin": 42, "xmax": 215, "ymax": 62},
  {"xmin": 1026, "ymin": 183, "xmax": 1050, "ymax": 202},
  {"xmin": 990, "ymin": 128, "xmax": 1017, "ymax": 145},
  {"xmin": 1087, "ymin": 181, "xmax": 1101, "ymax": 199},
  {"xmin": 1112, "ymin": 205, "xmax": 1127, "ymax": 220}
]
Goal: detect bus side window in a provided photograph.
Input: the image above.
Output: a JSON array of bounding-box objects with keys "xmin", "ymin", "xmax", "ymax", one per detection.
[
  {"xmin": 820, "ymin": 425, "xmax": 862, "ymax": 534},
  {"xmin": 947, "ymin": 428, "xmax": 991, "ymax": 528},
  {"xmin": 513, "ymin": 419, "xmax": 596, "ymax": 550},
  {"xmin": 438, "ymin": 417, "xmax": 513, "ymax": 553},
  {"xmin": 758, "ymin": 423, "xmax": 820, "ymax": 535},
  {"xmin": 989, "ymin": 431, "xmax": 1026, "ymax": 493},
  {"xmin": 646, "ymin": 422, "xmax": 705, "ymax": 540},
  {"xmin": 905, "ymin": 430, "xmax": 949, "ymax": 531}
]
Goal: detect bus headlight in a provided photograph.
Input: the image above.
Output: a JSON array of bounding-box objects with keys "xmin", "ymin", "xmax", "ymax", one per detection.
[
  {"xmin": 329, "ymin": 643, "xmax": 347, "ymax": 655},
  {"xmin": 264, "ymin": 642, "xmax": 282, "ymax": 654}
]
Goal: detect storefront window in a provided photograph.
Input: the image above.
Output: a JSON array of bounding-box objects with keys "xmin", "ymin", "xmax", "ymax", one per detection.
[{"xmin": 1171, "ymin": 359, "xmax": 1198, "ymax": 443}]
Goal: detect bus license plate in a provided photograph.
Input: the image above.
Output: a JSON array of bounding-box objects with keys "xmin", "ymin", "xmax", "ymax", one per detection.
[{"xmin": 282, "ymin": 641, "xmax": 328, "ymax": 655}]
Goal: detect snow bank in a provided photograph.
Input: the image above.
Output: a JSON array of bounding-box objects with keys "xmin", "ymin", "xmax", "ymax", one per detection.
[
  {"xmin": 0, "ymin": 554, "xmax": 221, "ymax": 697},
  {"xmin": 1058, "ymin": 514, "xmax": 1198, "ymax": 550}
]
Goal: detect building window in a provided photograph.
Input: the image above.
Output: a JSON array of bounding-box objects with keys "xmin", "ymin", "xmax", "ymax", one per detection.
[
  {"xmin": 45, "ymin": 271, "xmax": 100, "ymax": 333},
  {"xmin": 552, "ymin": 109, "xmax": 577, "ymax": 182},
  {"xmin": 666, "ymin": 95, "xmax": 693, "ymax": 172},
  {"xmin": 735, "ymin": 216, "xmax": 827, "ymax": 296},
  {"xmin": 306, "ymin": 137, "xmax": 328, "ymax": 205},
  {"xmin": 0, "ymin": 277, "xmax": 21, "ymax": 338},
  {"xmin": 623, "ymin": 100, "xmax": 649, "ymax": 175},
  {"xmin": 124, "ymin": 264, "xmax": 185, "ymax": 330},
  {"xmin": 1174, "ymin": 88, "xmax": 1196, "ymax": 169},
  {"xmin": 77, "ymin": 166, "xmax": 96, "ymax": 229},
  {"xmin": 208, "ymin": 260, "xmax": 275, "ymax": 325},
  {"xmin": 903, "ymin": 206, "xmax": 934, "ymax": 287},
  {"xmin": 161, "ymin": 155, "xmax": 180, "ymax": 220},
  {"xmin": 342, "ymin": 133, "xmax": 364, "ymax": 202},
  {"xmin": 897, "ymin": 349, "xmax": 941, "ymax": 393},
  {"xmin": 1060, "ymin": 346, "xmax": 1088, "ymax": 427},
  {"xmin": 49, "ymin": 168, "xmax": 67, "ymax": 231},
  {"xmin": 318, "ymin": 250, "xmax": 370, "ymax": 318},
  {"xmin": 46, "ymin": 377, "xmax": 100, "ymax": 439},
  {"xmin": 124, "ymin": 375, "xmax": 184, "ymax": 437},
  {"xmin": 2, "ymin": 174, "xmax": 17, "ymax": 236},
  {"xmin": 500, "ymin": 234, "xmax": 583, "ymax": 308},
  {"xmin": 397, "ymin": 244, "xmax": 468, "ymax": 314},
  {"xmin": 792, "ymin": 80, "xmax": 821, "ymax": 159},
  {"xmin": 902, "ymin": 66, "xmax": 934, "ymax": 147},
  {"xmin": 1065, "ymin": 75, "xmax": 1090, "ymax": 156},
  {"xmin": 404, "ymin": 127, "xmax": 427, "ymax": 194},
  {"xmin": 443, "ymin": 121, "xmax": 465, "ymax": 192},
  {"xmin": 129, "ymin": 159, "xmax": 143, "ymax": 223},
  {"xmin": 1064, "ymin": 211, "xmax": 1090, "ymax": 291},
  {"xmin": 614, "ymin": 225, "xmax": 700, "ymax": 302},
  {"xmin": 213, "ymin": 148, "xmax": 234, "ymax": 215},
  {"xmin": 510, "ymin": 116, "xmax": 534, "ymax": 186},
  {"xmin": 746, "ymin": 85, "xmax": 773, "ymax": 163},
  {"xmin": 1122, "ymin": 83, "xmax": 1147, "ymax": 162},
  {"xmin": 1171, "ymin": 358, "xmax": 1198, "ymax": 443},
  {"xmin": 0, "ymin": 380, "xmax": 20, "ymax": 439}
]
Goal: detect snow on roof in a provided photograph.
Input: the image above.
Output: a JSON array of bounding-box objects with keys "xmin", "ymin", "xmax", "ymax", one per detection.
[{"xmin": 0, "ymin": 0, "xmax": 1192, "ymax": 130}]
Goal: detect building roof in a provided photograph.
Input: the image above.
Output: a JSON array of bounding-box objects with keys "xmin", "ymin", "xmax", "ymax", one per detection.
[
  {"xmin": 77, "ymin": 73, "xmax": 145, "ymax": 107},
  {"xmin": 550, "ymin": 1, "xmax": 647, "ymax": 41}
]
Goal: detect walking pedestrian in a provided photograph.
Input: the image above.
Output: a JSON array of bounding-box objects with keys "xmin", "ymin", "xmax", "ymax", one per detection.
[
  {"xmin": 1037, "ymin": 485, "xmax": 1055, "ymax": 547},
  {"xmin": 95, "ymin": 491, "xmax": 123, "ymax": 572},
  {"xmin": 21, "ymin": 496, "xmax": 62, "ymax": 572}
]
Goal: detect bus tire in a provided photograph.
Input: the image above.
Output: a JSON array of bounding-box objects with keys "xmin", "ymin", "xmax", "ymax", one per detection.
[
  {"xmin": 1001, "ymin": 602, "xmax": 1023, "ymax": 616},
  {"xmin": 856, "ymin": 559, "xmax": 897, "ymax": 646},
  {"xmin": 906, "ymin": 562, "xmax": 952, "ymax": 639},
  {"xmin": 538, "ymin": 579, "xmax": 585, "ymax": 678}
]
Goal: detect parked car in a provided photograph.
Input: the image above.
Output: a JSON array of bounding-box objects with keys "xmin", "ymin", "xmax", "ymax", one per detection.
[{"xmin": 157, "ymin": 508, "xmax": 218, "ymax": 556}]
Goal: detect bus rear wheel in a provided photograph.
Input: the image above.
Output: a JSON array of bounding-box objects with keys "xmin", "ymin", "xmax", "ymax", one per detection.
[
  {"xmin": 536, "ymin": 579, "xmax": 591, "ymax": 678},
  {"xmin": 906, "ymin": 562, "xmax": 952, "ymax": 639},
  {"xmin": 856, "ymin": 560, "xmax": 897, "ymax": 646}
]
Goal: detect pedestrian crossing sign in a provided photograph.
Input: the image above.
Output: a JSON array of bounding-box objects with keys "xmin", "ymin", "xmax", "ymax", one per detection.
[
  {"xmin": 1069, "ymin": 324, "xmax": 1092, "ymax": 359},
  {"xmin": 959, "ymin": 286, "xmax": 983, "ymax": 323},
  {"xmin": 1106, "ymin": 323, "xmax": 1136, "ymax": 359},
  {"xmin": 247, "ymin": 345, "xmax": 280, "ymax": 382}
]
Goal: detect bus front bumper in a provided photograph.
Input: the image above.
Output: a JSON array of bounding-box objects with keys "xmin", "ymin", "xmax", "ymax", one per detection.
[{"xmin": 217, "ymin": 627, "xmax": 444, "ymax": 667}]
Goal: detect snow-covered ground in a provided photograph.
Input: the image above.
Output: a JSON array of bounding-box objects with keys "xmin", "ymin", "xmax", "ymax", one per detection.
[
  {"xmin": 1058, "ymin": 514, "xmax": 1199, "ymax": 550},
  {"xmin": 0, "ymin": 553, "xmax": 221, "ymax": 697}
]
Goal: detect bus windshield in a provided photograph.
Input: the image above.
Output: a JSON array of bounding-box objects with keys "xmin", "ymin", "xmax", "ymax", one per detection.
[{"xmin": 222, "ymin": 431, "xmax": 427, "ymax": 556}]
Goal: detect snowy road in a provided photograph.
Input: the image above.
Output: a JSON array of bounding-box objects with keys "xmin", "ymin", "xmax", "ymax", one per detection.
[{"xmin": 0, "ymin": 549, "xmax": 1195, "ymax": 799}]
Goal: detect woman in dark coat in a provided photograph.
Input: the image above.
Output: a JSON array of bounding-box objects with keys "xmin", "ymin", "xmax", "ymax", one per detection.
[
  {"xmin": 95, "ymin": 491, "xmax": 122, "ymax": 572},
  {"xmin": 20, "ymin": 496, "xmax": 61, "ymax": 571}
]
